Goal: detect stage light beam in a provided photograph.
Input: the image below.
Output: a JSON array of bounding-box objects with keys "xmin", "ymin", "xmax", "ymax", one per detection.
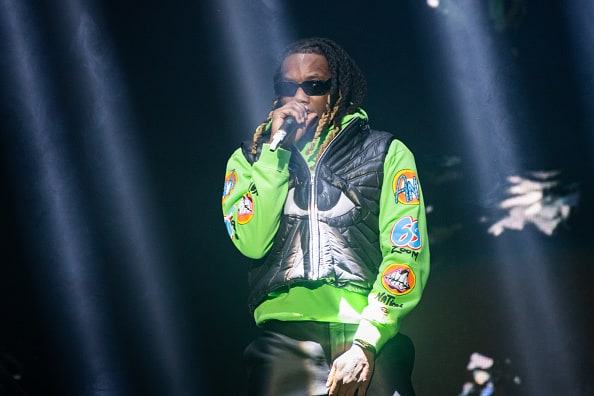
[{"xmin": 422, "ymin": 2, "xmax": 580, "ymax": 393}]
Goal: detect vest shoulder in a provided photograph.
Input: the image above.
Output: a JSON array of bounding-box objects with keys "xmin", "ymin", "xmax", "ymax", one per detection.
[
  {"xmin": 240, "ymin": 138, "xmax": 260, "ymax": 164},
  {"xmin": 366, "ymin": 129, "xmax": 411, "ymax": 150},
  {"xmin": 367, "ymin": 129, "xmax": 395, "ymax": 140}
]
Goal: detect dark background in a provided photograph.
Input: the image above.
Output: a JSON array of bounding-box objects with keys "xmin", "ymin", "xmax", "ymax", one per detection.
[{"xmin": 2, "ymin": 0, "xmax": 593, "ymax": 395}]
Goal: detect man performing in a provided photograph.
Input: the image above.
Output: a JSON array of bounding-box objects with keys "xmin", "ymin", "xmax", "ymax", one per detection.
[{"xmin": 222, "ymin": 37, "xmax": 430, "ymax": 396}]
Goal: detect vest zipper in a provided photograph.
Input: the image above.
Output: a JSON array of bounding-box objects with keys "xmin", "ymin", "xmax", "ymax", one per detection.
[
  {"xmin": 309, "ymin": 173, "xmax": 319, "ymax": 278},
  {"xmin": 307, "ymin": 118, "xmax": 359, "ymax": 279}
]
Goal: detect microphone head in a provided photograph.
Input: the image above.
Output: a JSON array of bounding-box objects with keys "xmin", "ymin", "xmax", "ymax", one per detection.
[{"xmin": 279, "ymin": 115, "xmax": 297, "ymax": 134}]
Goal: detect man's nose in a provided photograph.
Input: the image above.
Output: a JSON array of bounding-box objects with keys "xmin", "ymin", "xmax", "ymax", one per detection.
[{"xmin": 293, "ymin": 87, "xmax": 310, "ymax": 103}]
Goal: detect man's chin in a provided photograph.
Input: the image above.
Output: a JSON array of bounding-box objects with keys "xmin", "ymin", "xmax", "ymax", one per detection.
[{"xmin": 304, "ymin": 117, "xmax": 319, "ymax": 134}]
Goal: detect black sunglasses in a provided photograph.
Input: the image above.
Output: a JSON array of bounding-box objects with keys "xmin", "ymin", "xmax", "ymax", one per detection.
[{"xmin": 274, "ymin": 79, "xmax": 332, "ymax": 97}]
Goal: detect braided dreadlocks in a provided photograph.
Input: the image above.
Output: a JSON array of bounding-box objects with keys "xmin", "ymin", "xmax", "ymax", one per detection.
[{"xmin": 251, "ymin": 37, "xmax": 368, "ymax": 157}]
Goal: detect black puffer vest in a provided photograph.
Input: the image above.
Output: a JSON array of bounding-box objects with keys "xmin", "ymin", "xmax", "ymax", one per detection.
[{"xmin": 242, "ymin": 117, "xmax": 394, "ymax": 312}]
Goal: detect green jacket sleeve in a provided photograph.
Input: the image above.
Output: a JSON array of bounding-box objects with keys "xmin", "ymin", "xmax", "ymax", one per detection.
[
  {"xmin": 222, "ymin": 143, "xmax": 292, "ymax": 259},
  {"xmin": 354, "ymin": 139, "xmax": 430, "ymax": 351}
]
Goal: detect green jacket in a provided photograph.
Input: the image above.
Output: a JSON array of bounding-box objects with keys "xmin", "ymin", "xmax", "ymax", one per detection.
[{"xmin": 222, "ymin": 111, "xmax": 430, "ymax": 351}]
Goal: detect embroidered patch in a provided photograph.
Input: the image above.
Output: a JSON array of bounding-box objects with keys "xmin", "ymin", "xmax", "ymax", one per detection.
[
  {"xmin": 392, "ymin": 169, "xmax": 420, "ymax": 205},
  {"xmin": 222, "ymin": 170, "xmax": 238, "ymax": 203},
  {"xmin": 237, "ymin": 192, "xmax": 254, "ymax": 224},
  {"xmin": 374, "ymin": 291, "xmax": 404, "ymax": 308},
  {"xmin": 391, "ymin": 216, "xmax": 421, "ymax": 250},
  {"xmin": 224, "ymin": 209, "xmax": 235, "ymax": 239},
  {"xmin": 381, "ymin": 264, "xmax": 416, "ymax": 295}
]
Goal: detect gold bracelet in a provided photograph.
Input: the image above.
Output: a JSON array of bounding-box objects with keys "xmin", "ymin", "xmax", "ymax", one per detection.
[{"xmin": 353, "ymin": 338, "xmax": 376, "ymax": 354}]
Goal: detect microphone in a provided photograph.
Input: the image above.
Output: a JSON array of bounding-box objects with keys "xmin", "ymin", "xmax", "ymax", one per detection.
[{"xmin": 269, "ymin": 116, "xmax": 298, "ymax": 151}]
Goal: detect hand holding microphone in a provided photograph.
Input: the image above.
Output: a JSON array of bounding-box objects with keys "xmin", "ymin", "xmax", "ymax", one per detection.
[
  {"xmin": 269, "ymin": 101, "xmax": 314, "ymax": 151},
  {"xmin": 269, "ymin": 116, "xmax": 298, "ymax": 152}
]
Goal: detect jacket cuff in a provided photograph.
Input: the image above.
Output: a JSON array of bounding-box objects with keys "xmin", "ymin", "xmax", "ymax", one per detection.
[
  {"xmin": 258, "ymin": 144, "xmax": 291, "ymax": 172},
  {"xmin": 353, "ymin": 319, "xmax": 391, "ymax": 352}
]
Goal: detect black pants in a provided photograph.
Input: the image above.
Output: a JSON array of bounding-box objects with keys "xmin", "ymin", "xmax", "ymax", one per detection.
[{"xmin": 244, "ymin": 321, "xmax": 416, "ymax": 396}]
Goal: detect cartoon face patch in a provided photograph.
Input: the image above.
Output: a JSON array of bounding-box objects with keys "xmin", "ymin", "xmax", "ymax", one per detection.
[
  {"xmin": 381, "ymin": 264, "xmax": 416, "ymax": 295},
  {"xmin": 222, "ymin": 170, "xmax": 238, "ymax": 203},
  {"xmin": 392, "ymin": 169, "xmax": 420, "ymax": 205},
  {"xmin": 391, "ymin": 216, "xmax": 422, "ymax": 250},
  {"xmin": 236, "ymin": 192, "xmax": 254, "ymax": 224}
]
